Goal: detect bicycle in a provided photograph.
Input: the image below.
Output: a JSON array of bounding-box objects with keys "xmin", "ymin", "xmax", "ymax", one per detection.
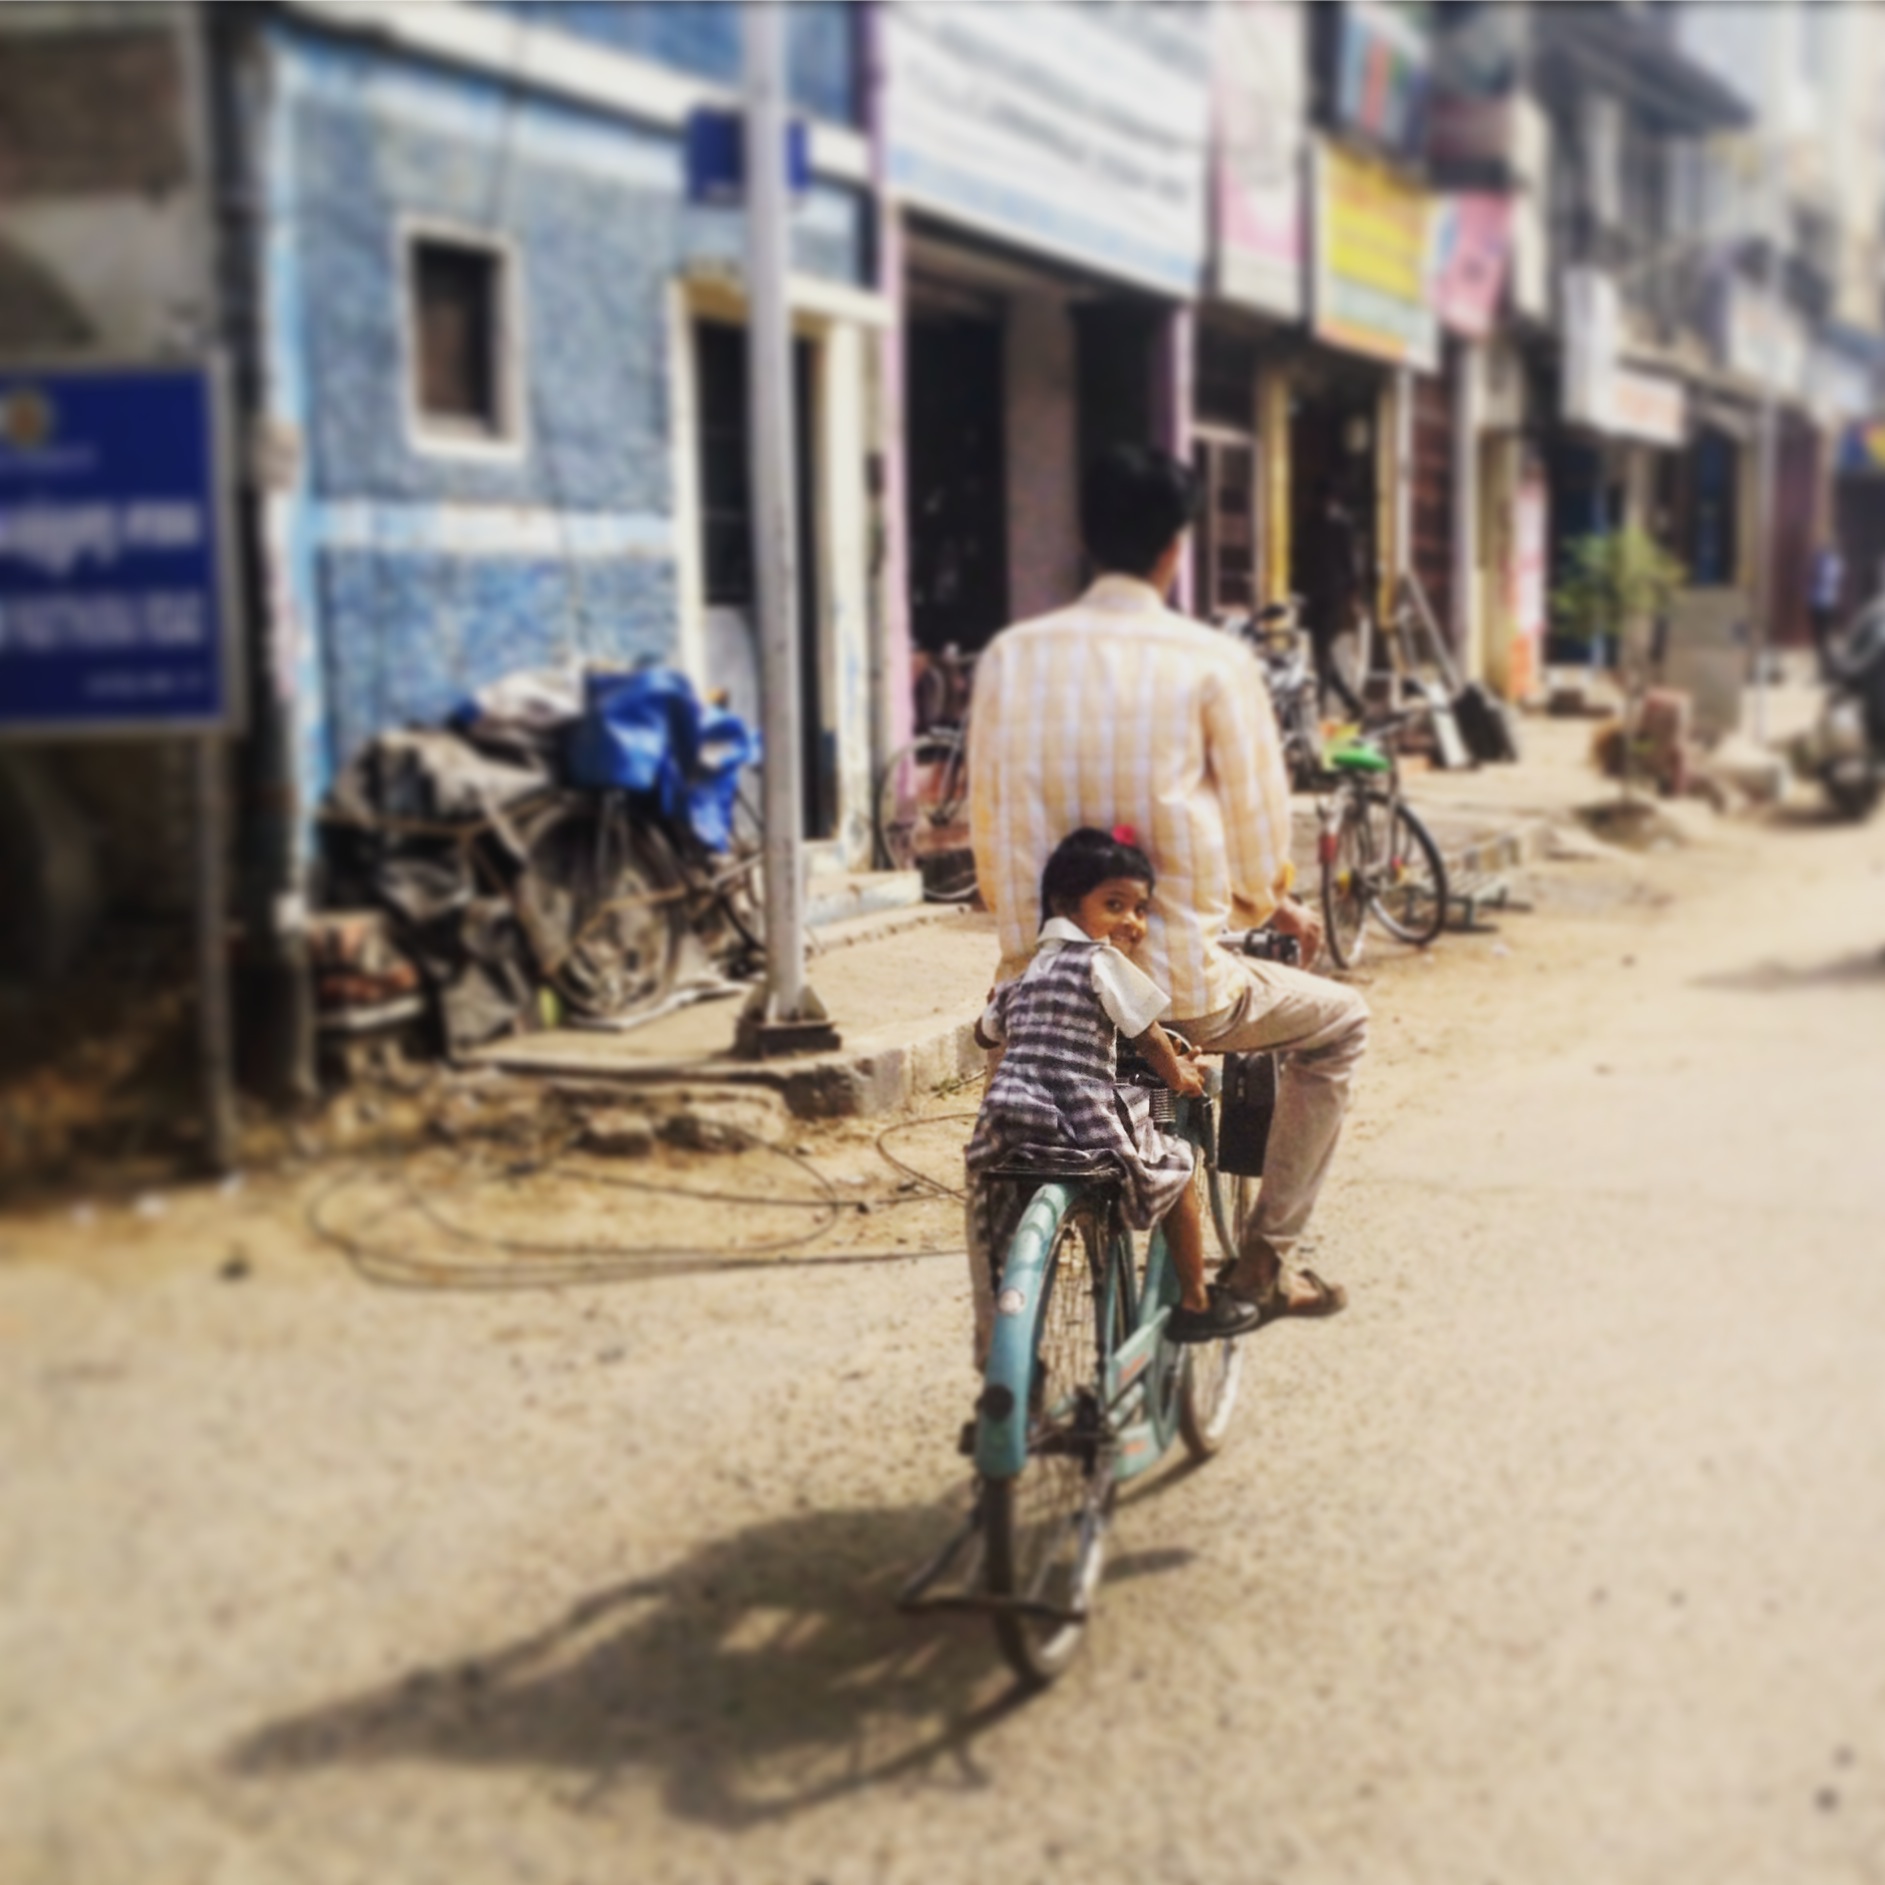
[
  {"xmin": 1316, "ymin": 710, "xmax": 1448, "ymax": 970},
  {"xmin": 514, "ymin": 784, "xmax": 765, "ymax": 1021},
  {"xmin": 901, "ymin": 930, "xmax": 1294, "ymax": 1685},
  {"xmin": 875, "ymin": 724, "xmax": 978, "ymax": 904},
  {"xmin": 1221, "ymin": 597, "xmax": 1327, "ymax": 792}
]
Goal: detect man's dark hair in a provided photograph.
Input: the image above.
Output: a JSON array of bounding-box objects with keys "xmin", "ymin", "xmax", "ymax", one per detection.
[
  {"xmin": 1080, "ymin": 444, "xmax": 1200, "ymax": 578},
  {"xmin": 1040, "ymin": 825, "xmax": 1155, "ymax": 923}
]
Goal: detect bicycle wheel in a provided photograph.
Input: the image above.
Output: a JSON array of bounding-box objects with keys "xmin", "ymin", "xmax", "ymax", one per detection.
[
  {"xmin": 984, "ymin": 1198, "xmax": 1114, "ymax": 1686},
  {"xmin": 1320, "ymin": 789, "xmax": 1372, "ymax": 970},
  {"xmin": 514, "ymin": 797, "xmax": 683, "ymax": 1018},
  {"xmin": 1365, "ymin": 795, "xmax": 1448, "ymax": 947},
  {"xmin": 1179, "ymin": 1157, "xmax": 1244, "ymax": 1461},
  {"xmin": 875, "ymin": 733, "xmax": 977, "ymax": 902}
]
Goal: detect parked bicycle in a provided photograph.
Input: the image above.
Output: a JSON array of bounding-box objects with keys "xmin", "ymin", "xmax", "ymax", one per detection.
[
  {"xmin": 875, "ymin": 644, "xmax": 979, "ymax": 902},
  {"xmin": 1316, "ymin": 710, "xmax": 1448, "ymax": 970},
  {"xmin": 1220, "ymin": 597, "xmax": 1324, "ymax": 791},
  {"xmin": 902, "ymin": 929, "xmax": 1301, "ymax": 1685}
]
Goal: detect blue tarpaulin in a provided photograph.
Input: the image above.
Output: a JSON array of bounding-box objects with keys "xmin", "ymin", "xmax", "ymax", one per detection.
[{"xmin": 564, "ymin": 668, "xmax": 760, "ymax": 853}]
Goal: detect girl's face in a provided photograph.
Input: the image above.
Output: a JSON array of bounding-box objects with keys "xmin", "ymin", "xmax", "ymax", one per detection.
[{"xmin": 1068, "ymin": 875, "xmax": 1152, "ymax": 951}]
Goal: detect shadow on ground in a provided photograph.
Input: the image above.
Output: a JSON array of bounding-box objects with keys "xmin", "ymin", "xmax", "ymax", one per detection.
[
  {"xmin": 1694, "ymin": 947, "xmax": 1885, "ymax": 994},
  {"xmin": 227, "ymin": 1493, "xmax": 1186, "ymax": 1827}
]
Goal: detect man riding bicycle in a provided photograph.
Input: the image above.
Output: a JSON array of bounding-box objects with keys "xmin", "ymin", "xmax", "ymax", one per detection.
[{"xmin": 964, "ymin": 444, "xmax": 1369, "ymax": 1359}]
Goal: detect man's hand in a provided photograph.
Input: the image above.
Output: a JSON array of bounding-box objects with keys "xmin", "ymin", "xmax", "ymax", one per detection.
[
  {"xmin": 1268, "ymin": 895, "xmax": 1323, "ymax": 968},
  {"xmin": 1168, "ymin": 1051, "xmax": 1207, "ymax": 1100}
]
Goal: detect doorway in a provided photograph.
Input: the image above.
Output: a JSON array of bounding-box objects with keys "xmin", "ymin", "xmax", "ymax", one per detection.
[
  {"xmin": 905, "ymin": 313, "xmax": 1008, "ymax": 656},
  {"xmin": 1288, "ymin": 358, "xmax": 1381, "ymax": 698}
]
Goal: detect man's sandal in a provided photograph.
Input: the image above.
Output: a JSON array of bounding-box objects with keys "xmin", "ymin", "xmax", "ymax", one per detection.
[{"xmin": 1255, "ymin": 1267, "xmax": 1347, "ymax": 1326}]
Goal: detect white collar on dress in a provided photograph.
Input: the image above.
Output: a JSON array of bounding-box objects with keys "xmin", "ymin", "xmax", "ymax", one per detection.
[{"xmin": 1037, "ymin": 916, "xmax": 1098, "ymax": 948}]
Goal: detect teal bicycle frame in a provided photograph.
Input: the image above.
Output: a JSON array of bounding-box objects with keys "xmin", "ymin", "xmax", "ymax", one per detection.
[{"xmin": 974, "ymin": 1082, "xmax": 1222, "ymax": 1483}]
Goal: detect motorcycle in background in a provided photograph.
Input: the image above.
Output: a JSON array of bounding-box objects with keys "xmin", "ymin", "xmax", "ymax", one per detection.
[{"xmin": 1793, "ymin": 600, "xmax": 1885, "ymax": 821}]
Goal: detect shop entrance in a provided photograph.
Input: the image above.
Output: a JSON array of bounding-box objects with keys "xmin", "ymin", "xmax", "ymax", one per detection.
[
  {"xmin": 905, "ymin": 310, "xmax": 1008, "ymax": 659},
  {"xmin": 1288, "ymin": 357, "xmax": 1381, "ymax": 700}
]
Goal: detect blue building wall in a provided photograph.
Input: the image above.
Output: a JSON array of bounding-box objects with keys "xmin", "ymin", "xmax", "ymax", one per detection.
[
  {"xmin": 483, "ymin": 2, "xmax": 861, "ymax": 126},
  {"xmin": 265, "ymin": 19, "xmax": 869, "ymax": 799}
]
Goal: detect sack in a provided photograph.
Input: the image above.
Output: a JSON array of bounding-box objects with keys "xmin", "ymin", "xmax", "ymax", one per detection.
[
  {"xmin": 1216, "ymin": 1051, "xmax": 1279, "ymax": 1178},
  {"xmin": 564, "ymin": 668, "xmax": 761, "ymax": 852},
  {"xmin": 1452, "ymin": 682, "xmax": 1521, "ymax": 764}
]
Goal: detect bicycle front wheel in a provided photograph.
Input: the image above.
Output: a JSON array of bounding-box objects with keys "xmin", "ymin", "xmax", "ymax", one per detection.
[
  {"xmin": 875, "ymin": 733, "xmax": 977, "ymax": 902},
  {"xmin": 1320, "ymin": 790, "xmax": 1372, "ymax": 970},
  {"xmin": 984, "ymin": 1198, "xmax": 1114, "ymax": 1686},
  {"xmin": 1366, "ymin": 796, "xmax": 1448, "ymax": 947}
]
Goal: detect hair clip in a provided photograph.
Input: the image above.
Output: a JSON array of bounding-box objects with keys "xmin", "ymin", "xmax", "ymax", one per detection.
[{"xmin": 1111, "ymin": 823, "xmax": 1138, "ymax": 846}]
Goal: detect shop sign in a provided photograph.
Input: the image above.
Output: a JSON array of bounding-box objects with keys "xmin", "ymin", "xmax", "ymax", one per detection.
[
  {"xmin": 1210, "ymin": 0, "xmax": 1304, "ymax": 320},
  {"xmin": 883, "ymin": 2, "xmax": 1209, "ymax": 298},
  {"xmin": 1311, "ymin": 139, "xmax": 1438, "ymax": 373},
  {"xmin": 1432, "ymin": 193, "xmax": 1512, "ymax": 339},
  {"xmin": 1607, "ymin": 369, "xmax": 1686, "ymax": 447},
  {"xmin": 0, "ymin": 360, "xmax": 239, "ymax": 739},
  {"xmin": 1561, "ymin": 266, "xmax": 1685, "ymax": 445},
  {"xmin": 1329, "ymin": 1, "xmax": 1431, "ymax": 167}
]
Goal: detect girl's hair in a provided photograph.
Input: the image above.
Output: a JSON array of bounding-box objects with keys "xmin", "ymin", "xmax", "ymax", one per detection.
[{"xmin": 1040, "ymin": 826, "xmax": 1155, "ymax": 922}]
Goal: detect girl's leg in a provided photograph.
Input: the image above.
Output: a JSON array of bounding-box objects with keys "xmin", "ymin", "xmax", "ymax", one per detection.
[{"xmin": 1166, "ymin": 1184, "xmax": 1209, "ymax": 1312}]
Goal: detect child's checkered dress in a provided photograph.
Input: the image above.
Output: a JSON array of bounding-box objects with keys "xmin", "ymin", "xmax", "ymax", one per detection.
[{"xmin": 965, "ymin": 938, "xmax": 1193, "ymax": 1230}]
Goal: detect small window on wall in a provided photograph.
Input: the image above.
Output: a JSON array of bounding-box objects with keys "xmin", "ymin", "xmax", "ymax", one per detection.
[{"xmin": 407, "ymin": 232, "xmax": 518, "ymax": 447}]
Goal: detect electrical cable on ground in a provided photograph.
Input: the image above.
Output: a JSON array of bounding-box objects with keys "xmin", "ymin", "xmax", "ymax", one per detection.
[{"xmin": 307, "ymin": 1111, "xmax": 980, "ymax": 1292}]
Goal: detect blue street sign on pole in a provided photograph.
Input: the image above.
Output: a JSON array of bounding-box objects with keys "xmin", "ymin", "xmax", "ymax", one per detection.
[
  {"xmin": 684, "ymin": 106, "xmax": 810, "ymax": 205},
  {"xmin": 0, "ymin": 358, "xmax": 241, "ymax": 739}
]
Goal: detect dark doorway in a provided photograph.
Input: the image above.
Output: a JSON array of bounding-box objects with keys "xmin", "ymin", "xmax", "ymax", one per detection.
[
  {"xmin": 1073, "ymin": 300, "xmax": 1160, "ymax": 479},
  {"xmin": 1288, "ymin": 362, "xmax": 1380, "ymax": 663},
  {"xmin": 693, "ymin": 318, "xmax": 829, "ymax": 838},
  {"xmin": 906, "ymin": 315, "xmax": 1008, "ymax": 654}
]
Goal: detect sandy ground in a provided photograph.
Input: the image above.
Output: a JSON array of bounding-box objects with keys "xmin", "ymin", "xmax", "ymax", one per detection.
[{"xmin": 4, "ymin": 786, "xmax": 1885, "ymax": 1884}]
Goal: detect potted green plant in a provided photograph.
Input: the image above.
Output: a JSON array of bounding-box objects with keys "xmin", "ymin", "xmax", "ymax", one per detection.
[{"xmin": 1550, "ymin": 528, "xmax": 1685, "ymax": 798}]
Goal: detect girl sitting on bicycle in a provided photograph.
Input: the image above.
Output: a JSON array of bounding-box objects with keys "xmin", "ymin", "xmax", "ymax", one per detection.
[{"xmin": 966, "ymin": 827, "xmax": 1260, "ymax": 1345}]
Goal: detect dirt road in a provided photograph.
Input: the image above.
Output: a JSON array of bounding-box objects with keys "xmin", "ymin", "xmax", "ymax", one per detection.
[{"xmin": 5, "ymin": 801, "xmax": 1885, "ymax": 1884}]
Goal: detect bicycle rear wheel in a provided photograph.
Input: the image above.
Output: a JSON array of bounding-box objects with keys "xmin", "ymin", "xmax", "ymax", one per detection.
[
  {"xmin": 1179, "ymin": 1158, "xmax": 1244, "ymax": 1461},
  {"xmin": 875, "ymin": 732, "xmax": 977, "ymax": 902},
  {"xmin": 1365, "ymin": 795, "xmax": 1448, "ymax": 947},
  {"xmin": 1320, "ymin": 789, "xmax": 1372, "ymax": 970},
  {"xmin": 984, "ymin": 1198, "xmax": 1114, "ymax": 1685}
]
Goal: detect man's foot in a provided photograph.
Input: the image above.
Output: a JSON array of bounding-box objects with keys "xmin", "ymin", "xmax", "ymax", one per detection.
[
  {"xmin": 1217, "ymin": 1258, "xmax": 1348, "ymax": 1323},
  {"xmin": 1166, "ymin": 1287, "xmax": 1262, "ymax": 1345}
]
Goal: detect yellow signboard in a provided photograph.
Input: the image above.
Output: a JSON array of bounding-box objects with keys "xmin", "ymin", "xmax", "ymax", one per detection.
[{"xmin": 1312, "ymin": 139, "xmax": 1437, "ymax": 372}]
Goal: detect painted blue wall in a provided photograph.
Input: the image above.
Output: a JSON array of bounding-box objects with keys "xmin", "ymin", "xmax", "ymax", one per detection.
[
  {"xmin": 483, "ymin": 2, "xmax": 862, "ymax": 126},
  {"xmin": 269, "ymin": 23, "xmax": 869, "ymax": 792}
]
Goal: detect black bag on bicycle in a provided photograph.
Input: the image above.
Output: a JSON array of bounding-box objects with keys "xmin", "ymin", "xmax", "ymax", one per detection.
[{"xmin": 1216, "ymin": 1052, "xmax": 1278, "ymax": 1178}]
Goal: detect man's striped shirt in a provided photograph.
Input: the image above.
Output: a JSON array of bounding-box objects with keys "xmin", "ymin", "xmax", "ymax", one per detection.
[{"xmin": 967, "ymin": 574, "xmax": 1294, "ymax": 1020}]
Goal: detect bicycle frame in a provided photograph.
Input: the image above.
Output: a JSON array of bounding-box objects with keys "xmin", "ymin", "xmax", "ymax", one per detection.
[{"xmin": 974, "ymin": 1089, "xmax": 1214, "ymax": 1485}]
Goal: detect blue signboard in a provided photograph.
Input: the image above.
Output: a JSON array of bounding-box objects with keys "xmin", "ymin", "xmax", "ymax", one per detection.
[{"xmin": 0, "ymin": 360, "xmax": 238, "ymax": 738}]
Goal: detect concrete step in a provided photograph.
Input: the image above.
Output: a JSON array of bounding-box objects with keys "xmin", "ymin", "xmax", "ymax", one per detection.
[{"xmin": 805, "ymin": 868, "xmax": 923, "ymax": 931}]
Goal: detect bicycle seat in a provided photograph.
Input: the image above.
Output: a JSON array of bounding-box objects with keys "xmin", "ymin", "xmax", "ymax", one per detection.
[
  {"xmin": 1327, "ymin": 741, "xmax": 1392, "ymax": 775},
  {"xmin": 980, "ymin": 1156, "xmax": 1121, "ymax": 1185}
]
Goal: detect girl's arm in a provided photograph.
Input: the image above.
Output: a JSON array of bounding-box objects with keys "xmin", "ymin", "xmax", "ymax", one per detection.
[{"xmin": 1131, "ymin": 1020, "xmax": 1205, "ymax": 1098}]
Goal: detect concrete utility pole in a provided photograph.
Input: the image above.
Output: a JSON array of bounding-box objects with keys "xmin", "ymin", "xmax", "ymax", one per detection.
[{"xmin": 736, "ymin": 0, "xmax": 838, "ymax": 1057}]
